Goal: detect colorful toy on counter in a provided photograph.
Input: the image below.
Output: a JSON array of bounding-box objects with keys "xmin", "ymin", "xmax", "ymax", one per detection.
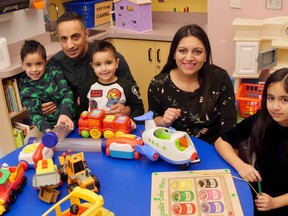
[
  {"xmin": 18, "ymin": 141, "xmax": 54, "ymax": 169},
  {"xmin": 58, "ymin": 150, "xmax": 100, "ymax": 193},
  {"xmin": 134, "ymin": 111, "xmax": 200, "ymax": 168},
  {"xmin": 42, "ymin": 186, "xmax": 114, "ymax": 216},
  {"xmin": 102, "ymin": 136, "xmax": 144, "ymax": 159},
  {"xmin": 78, "ymin": 109, "xmax": 133, "ymax": 139},
  {"xmin": 0, "ymin": 163, "xmax": 27, "ymax": 215},
  {"xmin": 32, "ymin": 159, "xmax": 61, "ymax": 203}
]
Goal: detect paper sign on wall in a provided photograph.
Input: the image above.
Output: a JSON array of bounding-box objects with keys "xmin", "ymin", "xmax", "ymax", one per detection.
[{"xmin": 94, "ymin": 1, "xmax": 113, "ymax": 26}]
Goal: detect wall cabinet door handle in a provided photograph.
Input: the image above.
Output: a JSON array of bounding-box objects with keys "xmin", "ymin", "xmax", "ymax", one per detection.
[
  {"xmin": 148, "ymin": 48, "xmax": 152, "ymax": 62},
  {"xmin": 157, "ymin": 49, "xmax": 161, "ymax": 62}
]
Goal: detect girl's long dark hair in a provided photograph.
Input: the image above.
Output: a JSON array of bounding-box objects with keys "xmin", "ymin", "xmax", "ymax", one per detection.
[
  {"xmin": 160, "ymin": 24, "xmax": 213, "ymax": 114},
  {"xmin": 251, "ymin": 68, "xmax": 288, "ymax": 157}
]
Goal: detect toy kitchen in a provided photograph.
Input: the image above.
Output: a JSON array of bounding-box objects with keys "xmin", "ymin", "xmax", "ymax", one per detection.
[{"xmin": 232, "ymin": 16, "xmax": 288, "ymax": 92}]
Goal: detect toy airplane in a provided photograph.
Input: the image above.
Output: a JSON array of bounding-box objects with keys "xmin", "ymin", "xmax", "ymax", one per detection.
[{"xmin": 134, "ymin": 111, "xmax": 200, "ymax": 167}]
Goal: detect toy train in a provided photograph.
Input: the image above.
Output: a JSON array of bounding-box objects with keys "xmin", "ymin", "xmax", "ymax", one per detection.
[{"xmin": 78, "ymin": 109, "xmax": 133, "ymax": 139}]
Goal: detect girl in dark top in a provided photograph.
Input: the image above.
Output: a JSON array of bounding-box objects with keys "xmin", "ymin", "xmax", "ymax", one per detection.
[
  {"xmin": 215, "ymin": 68, "xmax": 288, "ymax": 215},
  {"xmin": 148, "ymin": 24, "xmax": 237, "ymax": 144}
]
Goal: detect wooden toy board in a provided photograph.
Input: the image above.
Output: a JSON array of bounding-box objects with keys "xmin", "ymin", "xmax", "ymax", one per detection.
[{"xmin": 151, "ymin": 169, "xmax": 243, "ymax": 216}]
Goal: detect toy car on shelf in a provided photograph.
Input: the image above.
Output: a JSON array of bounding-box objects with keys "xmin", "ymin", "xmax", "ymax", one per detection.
[
  {"xmin": 78, "ymin": 109, "xmax": 133, "ymax": 139},
  {"xmin": 58, "ymin": 150, "xmax": 100, "ymax": 193},
  {"xmin": 134, "ymin": 111, "xmax": 200, "ymax": 168},
  {"xmin": 102, "ymin": 136, "xmax": 144, "ymax": 159},
  {"xmin": 0, "ymin": 163, "xmax": 27, "ymax": 215},
  {"xmin": 42, "ymin": 186, "xmax": 114, "ymax": 216}
]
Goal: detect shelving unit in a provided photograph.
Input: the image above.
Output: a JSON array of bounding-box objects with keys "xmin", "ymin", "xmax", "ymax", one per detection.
[
  {"xmin": 232, "ymin": 17, "xmax": 288, "ymax": 92},
  {"xmin": 0, "ymin": 35, "xmax": 61, "ymax": 157}
]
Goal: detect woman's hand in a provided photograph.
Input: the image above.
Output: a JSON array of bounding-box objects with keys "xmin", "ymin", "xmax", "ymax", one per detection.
[
  {"xmin": 255, "ymin": 193, "xmax": 274, "ymax": 211},
  {"xmin": 57, "ymin": 114, "xmax": 74, "ymax": 131},
  {"xmin": 161, "ymin": 108, "xmax": 181, "ymax": 127},
  {"xmin": 106, "ymin": 104, "xmax": 131, "ymax": 116},
  {"xmin": 41, "ymin": 102, "xmax": 57, "ymax": 116}
]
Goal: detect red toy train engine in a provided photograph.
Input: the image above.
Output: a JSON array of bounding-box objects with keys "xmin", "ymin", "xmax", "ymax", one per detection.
[{"xmin": 78, "ymin": 109, "xmax": 133, "ymax": 139}]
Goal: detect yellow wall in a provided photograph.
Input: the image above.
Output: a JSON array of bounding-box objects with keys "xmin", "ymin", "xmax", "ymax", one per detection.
[{"xmin": 152, "ymin": 0, "xmax": 207, "ymax": 13}]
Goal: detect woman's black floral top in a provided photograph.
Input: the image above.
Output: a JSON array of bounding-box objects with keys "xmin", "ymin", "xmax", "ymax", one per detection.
[{"xmin": 148, "ymin": 64, "xmax": 237, "ymax": 144}]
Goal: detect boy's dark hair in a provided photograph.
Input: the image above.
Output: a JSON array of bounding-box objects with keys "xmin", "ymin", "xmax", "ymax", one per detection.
[
  {"xmin": 89, "ymin": 40, "xmax": 117, "ymax": 62},
  {"xmin": 56, "ymin": 12, "xmax": 86, "ymax": 31},
  {"xmin": 20, "ymin": 40, "xmax": 47, "ymax": 62}
]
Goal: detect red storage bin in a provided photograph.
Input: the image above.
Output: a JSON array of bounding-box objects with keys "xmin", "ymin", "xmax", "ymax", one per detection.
[{"xmin": 236, "ymin": 83, "xmax": 264, "ymax": 118}]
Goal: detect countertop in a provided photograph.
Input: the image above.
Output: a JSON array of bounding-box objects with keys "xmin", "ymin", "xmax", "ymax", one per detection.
[{"xmin": 0, "ymin": 22, "xmax": 188, "ymax": 79}]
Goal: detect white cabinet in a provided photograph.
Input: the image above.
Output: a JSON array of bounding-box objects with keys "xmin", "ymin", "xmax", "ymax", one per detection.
[
  {"xmin": 110, "ymin": 38, "xmax": 171, "ymax": 111},
  {"xmin": 235, "ymin": 42, "xmax": 259, "ymax": 75}
]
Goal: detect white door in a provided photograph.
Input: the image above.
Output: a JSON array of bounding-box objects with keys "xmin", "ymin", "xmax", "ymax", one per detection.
[{"xmin": 235, "ymin": 42, "xmax": 259, "ymax": 75}]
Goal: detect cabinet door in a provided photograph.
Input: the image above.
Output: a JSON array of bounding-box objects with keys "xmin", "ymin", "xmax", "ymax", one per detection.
[
  {"xmin": 235, "ymin": 42, "xmax": 259, "ymax": 75},
  {"xmin": 155, "ymin": 42, "xmax": 170, "ymax": 74},
  {"xmin": 111, "ymin": 38, "xmax": 170, "ymax": 112}
]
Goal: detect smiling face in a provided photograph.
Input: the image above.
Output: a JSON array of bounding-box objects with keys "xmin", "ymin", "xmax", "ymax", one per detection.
[
  {"xmin": 267, "ymin": 81, "xmax": 288, "ymax": 127},
  {"xmin": 91, "ymin": 50, "xmax": 119, "ymax": 84},
  {"xmin": 57, "ymin": 20, "xmax": 89, "ymax": 60},
  {"xmin": 21, "ymin": 52, "xmax": 46, "ymax": 81},
  {"xmin": 174, "ymin": 36, "xmax": 207, "ymax": 77}
]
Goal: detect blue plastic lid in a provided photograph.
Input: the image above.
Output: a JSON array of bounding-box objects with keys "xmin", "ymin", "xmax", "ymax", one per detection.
[{"xmin": 42, "ymin": 132, "xmax": 58, "ymax": 148}]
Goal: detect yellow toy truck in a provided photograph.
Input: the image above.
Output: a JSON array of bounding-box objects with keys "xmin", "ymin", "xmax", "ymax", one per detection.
[
  {"xmin": 32, "ymin": 158, "xmax": 61, "ymax": 203},
  {"xmin": 58, "ymin": 150, "xmax": 100, "ymax": 193},
  {"xmin": 42, "ymin": 186, "xmax": 114, "ymax": 216}
]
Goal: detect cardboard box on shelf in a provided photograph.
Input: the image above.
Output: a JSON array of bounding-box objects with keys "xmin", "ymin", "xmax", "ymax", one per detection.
[{"xmin": 94, "ymin": 1, "xmax": 113, "ymax": 26}]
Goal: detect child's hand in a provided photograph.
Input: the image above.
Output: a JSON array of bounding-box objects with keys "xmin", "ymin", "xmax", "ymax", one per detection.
[
  {"xmin": 255, "ymin": 193, "xmax": 274, "ymax": 211},
  {"xmin": 236, "ymin": 162, "xmax": 261, "ymax": 182},
  {"xmin": 106, "ymin": 104, "xmax": 131, "ymax": 116},
  {"xmin": 130, "ymin": 119, "xmax": 136, "ymax": 130},
  {"xmin": 41, "ymin": 102, "xmax": 57, "ymax": 115},
  {"xmin": 57, "ymin": 114, "xmax": 74, "ymax": 131},
  {"xmin": 162, "ymin": 108, "xmax": 181, "ymax": 127}
]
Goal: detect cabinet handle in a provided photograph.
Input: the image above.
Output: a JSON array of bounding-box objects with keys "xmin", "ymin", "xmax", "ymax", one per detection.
[
  {"xmin": 157, "ymin": 49, "xmax": 161, "ymax": 63},
  {"xmin": 148, "ymin": 48, "xmax": 152, "ymax": 61}
]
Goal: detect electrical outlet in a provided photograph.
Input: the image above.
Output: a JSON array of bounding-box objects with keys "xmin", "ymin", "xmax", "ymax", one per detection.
[
  {"xmin": 266, "ymin": 0, "xmax": 282, "ymax": 10},
  {"xmin": 230, "ymin": 0, "xmax": 241, "ymax": 9}
]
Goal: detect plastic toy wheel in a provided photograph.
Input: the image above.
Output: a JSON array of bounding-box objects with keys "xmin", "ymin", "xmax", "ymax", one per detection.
[
  {"xmin": 17, "ymin": 176, "xmax": 27, "ymax": 193},
  {"xmin": 91, "ymin": 174, "xmax": 101, "ymax": 190},
  {"xmin": 90, "ymin": 129, "xmax": 102, "ymax": 138},
  {"xmin": 27, "ymin": 137, "xmax": 37, "ymax": 144},
  {"xmin": 80, "ymin": 130, "xmax": 90, "ymax": 138},
  {"xmin": 22, "ymin": 176, "xmax": 27, "ymax": 185},
  {"xmin": 106, "ymin": 148, "xmax": 110, "ymax": 156},
  {"xmin": 59, "ymin": 165, "xmax": 68, "ymax": 182},
  {"xmin": 9, "ymin": 189, "xmax": 17, "ymax": 203},
  {"xmin": 104, "ymin": 130, "xmax": 114, "ymax": 138},
  {"xmin": 180, "ymin": 163, "xmax": 191, "ymax": 171},
  {"xmin": 134, "ymin": 151, "xmax": 140, "ymax": 160},
  {"xmin": 67, "ymin": 183, "xmax": 78, "ymax": 194},
  {"xmin": 115, "ymin": 131, "xmax": 125, "ymax": 137},
  {"xmin": 4, "ymin": 201, "xmax": 11, "ymax": 213}
]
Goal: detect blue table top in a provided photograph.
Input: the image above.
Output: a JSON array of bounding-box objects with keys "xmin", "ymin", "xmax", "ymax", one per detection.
[{"xmin": 0, "ymin": 125, "xmax": 253, "ymax": 216}]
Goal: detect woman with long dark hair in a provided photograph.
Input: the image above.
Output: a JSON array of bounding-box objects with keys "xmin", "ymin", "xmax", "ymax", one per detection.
[{"xmin": 148, "ymin": 24, "xmax": 237, "ymax": 144}]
